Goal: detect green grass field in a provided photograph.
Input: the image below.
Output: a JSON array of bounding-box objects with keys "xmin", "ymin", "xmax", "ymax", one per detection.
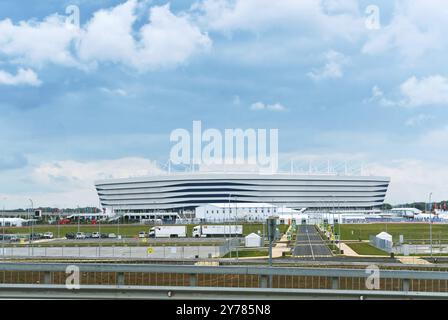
[
  {"xmin": 338, "ymin": 223, "xmax": 448, "ymax": 243},
  {"xmin": 0, "ymin": 223, "xmax": 283, "ymax": 238},
  {"xmin": 222, "ymin": 249, "xmax": 268, "ymax": 258},
  {"xmin": 345, "ymin": 242, "xmax": 388, "ymax": 256}
]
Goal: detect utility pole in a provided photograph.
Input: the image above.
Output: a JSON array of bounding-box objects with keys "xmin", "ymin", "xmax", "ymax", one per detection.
[{"xmin": 428, "ymin": 192, "xmax": 433, "ymax": 259}]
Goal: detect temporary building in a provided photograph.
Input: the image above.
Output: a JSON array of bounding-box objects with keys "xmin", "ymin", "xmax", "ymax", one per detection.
[
  {"xmin": 245, "ymin": 233, "xmax": 262, "ymax": 247},
  {"xmin": 376, "ymin": 231, "xmax": 392, "ymax": 243}
]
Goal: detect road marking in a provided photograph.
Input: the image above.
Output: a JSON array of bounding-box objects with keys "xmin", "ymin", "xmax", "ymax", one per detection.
[{"xmin": 306, "ymin": 227, "xmax": 315, "ymax": 260}]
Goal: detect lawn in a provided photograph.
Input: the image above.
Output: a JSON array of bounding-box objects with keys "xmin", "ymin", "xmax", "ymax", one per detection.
[
  {"xmin": 0, "ymin": 223, "xmax": 277, "ymax": 238},
  {"xmin": 337, "ymin": 223, "xmax": 448, "ymax": 243},
  {"xmin": 222, "ymin": 249, "xmax": 268, "ymax": 258},
  {"xmin": 345, "ymin": 242, "xmax": 389, "ymax": 256}
]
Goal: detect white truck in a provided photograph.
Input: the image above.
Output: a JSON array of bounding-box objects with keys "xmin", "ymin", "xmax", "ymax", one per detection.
[
  {"xmin": 192, "ymin": 225, "xmax": 243, "ymax": 238},
  {"xmin": 148, "ymin": 226, "xmax": 186, "ymax": 238}
]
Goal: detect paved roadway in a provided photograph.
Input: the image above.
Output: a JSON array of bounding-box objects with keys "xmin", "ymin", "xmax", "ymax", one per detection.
[{"xmin": 293, "ymin": 225, "xmax": 332, "ymax": 258}]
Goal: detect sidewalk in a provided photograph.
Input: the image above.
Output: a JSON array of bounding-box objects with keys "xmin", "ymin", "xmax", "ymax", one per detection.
[
  {"xmin": 271, "ymin": 226, "xmax": 292, "ymax": 258},
  {"xmin": 397, "ymin": 256, "xmax": 432, "ymax": 265},
  {"xmin": 338, "ymin": 242, "xmax": 358, "ymax": 256}
]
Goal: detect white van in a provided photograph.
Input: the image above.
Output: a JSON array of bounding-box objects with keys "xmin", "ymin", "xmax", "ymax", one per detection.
[{"xmin": 76, "ymin": 232, "xmax": 86, "ymax": 239}]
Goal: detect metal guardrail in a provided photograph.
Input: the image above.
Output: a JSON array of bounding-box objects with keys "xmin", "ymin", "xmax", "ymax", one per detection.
[
  {"xmin": 1, "ymin": 262, "xmax": 448, "ymax": 298},
  {"xmin": 0, "ymin": 284, "xmax": 446, "ymax": 299},
  {"xmin": 1, "ymin": 262, "xmax": 448, "ymax": 281}
]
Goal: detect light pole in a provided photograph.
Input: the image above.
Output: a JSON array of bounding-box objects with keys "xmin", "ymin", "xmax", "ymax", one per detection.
[
  {"xmin": 428, "ymin": 192, "xmax": 433, "ymax": 258},
  {"xmin": 29, "ymin": 199, "xmax": 34, "ymax": 255},
  {"xmin": 2, "ymin": 197, "xmax": 6, "ymax": 259},
  {"xmin": 235, "ymin": 196, "xmax": 238, "ymax": 260},
  {"xmin": 117, "ymin": 205, "xmax": 121, "ymax": 239},
  {"xmin": 57, "ymin": 208, "xmax": 61, "ymax": 239},
  {"xmin": 227, "ymin": 194, "xmax": 232, "ymax": 259},
  {"xmin": 77, "ymin": 205, "xmax": 81, "ymax": 233},
  {"xmin": 331, "ymin": 195, "xmax": 337, "ymax": 252},
  {"xmin": 98, "ymin": 202, "xmax": 103, "ymax": 256}
]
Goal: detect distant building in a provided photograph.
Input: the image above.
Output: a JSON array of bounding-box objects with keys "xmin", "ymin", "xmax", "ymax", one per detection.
[
  {"xmin": 245, "ymin": 233, "xmax": 262, "ymax": 247},
  {"xmin": 0, "ymin": 218, "xmax": 28, "ymax": 227},
  {"xmin": 95, "ymin": 172, "xmax": 390, "ymax": 215},
  {"xmin": 391, "ymin": 207, "xmax": 422, "ymax": 218}
]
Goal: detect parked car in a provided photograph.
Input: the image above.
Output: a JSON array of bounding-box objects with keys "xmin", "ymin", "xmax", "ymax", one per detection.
[
  {"xmin": 43, "ymin": 232, "xmax": 54, "ymax": 239},
  {"xmin": 10, "ymin": 235, "xmax": 18, "ymax": 242},
  {"xmin": 65, "ymin": 232, "xmax": 75, "ymax": 239},
  {"xmin": 100, "ymin": 233, "xmax": 108, "ymax": 239},
  {"xmin": 85, "ymin": 233, "xmax": 93, "ymax": 239},
  {"xmin": 108, "ymin": 233, "xmax": 117, "ymax": 239},
  {"xmin": 138, "ymin": 231, "xmax": 147, "ymax": 239},
  {"xmin": 76, "ymin": 232, "xmax": 86, "ymax": 239},
  {"xmin": 29, "ymin": 233, "xmax": 41, "ymax": 240},
  {"xmin": 92, "ymin": 232, "xmax": 100, "ymax": 239}
]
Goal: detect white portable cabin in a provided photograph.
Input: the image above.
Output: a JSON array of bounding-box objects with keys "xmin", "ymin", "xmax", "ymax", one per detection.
[{"xmin": 245, "ymin": 233, "xmax": 262, "ymax": 247}]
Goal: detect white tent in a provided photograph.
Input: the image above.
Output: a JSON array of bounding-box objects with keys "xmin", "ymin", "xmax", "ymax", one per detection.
[
  {"xmin": 245, "ymin": 233, "xmax": 262, "ymax": 247},
  {"xmin": 376, "ymin": 231, "xmax": 392, "ymax": 242},
  {"xmin": 0, "ymin": 218, "xmax": 27, "ymax": 227}
]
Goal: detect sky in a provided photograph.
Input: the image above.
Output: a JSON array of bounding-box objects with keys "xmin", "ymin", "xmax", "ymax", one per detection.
[{"xmin": 0, "ymin": 0, "xmax": 448, "ymax": 208}]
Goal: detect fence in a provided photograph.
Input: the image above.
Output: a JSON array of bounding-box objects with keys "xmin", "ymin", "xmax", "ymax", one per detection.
[
  {"xmin": 0, "ymin": 239, "xmax": 240, "ymax": 260},
  {"xmin": 369, "ymin": 235, "xmax": 392, "ymax": 253},
  {"xmin": 393, "ymin": 244, "xmax": 448, "ymax": 255},
  {"xmin": 1, "ymin": 263, "xmax": 448, "ymax": 298}
]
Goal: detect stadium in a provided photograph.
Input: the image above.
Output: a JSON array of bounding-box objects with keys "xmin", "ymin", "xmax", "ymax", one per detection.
[{"xmin": 95, "ymin": 172, "xmax": 390, "ymax": 215}]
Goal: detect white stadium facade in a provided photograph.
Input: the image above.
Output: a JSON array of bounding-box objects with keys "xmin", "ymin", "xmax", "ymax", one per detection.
[{"xmin": 95, "ymin": 173, "xmax": 390, "ymax": 220}]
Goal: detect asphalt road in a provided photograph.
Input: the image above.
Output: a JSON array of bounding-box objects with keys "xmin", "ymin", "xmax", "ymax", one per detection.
[{"xmin": 293, "ymin": 225, "xmax": 332, "ymax": 258}]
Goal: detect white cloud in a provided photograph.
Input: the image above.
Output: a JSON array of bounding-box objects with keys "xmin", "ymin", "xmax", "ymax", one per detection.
[
  {"xmin": 367, "ymin": 76, "xmax": 448, "ymax": 108},
  {"xmin": 250, "ymin": 101, "xmax": 286, "ymax": 111},
  {"xmin": 32, "ymin": 157, "xmax": 164, "ymax": 188},
  {"xmin": 399, "ymin": 75, "xmax": 448, "ymax": 107},
  {"xmin": 0, "ymin": 15, "xmax": 80, "ymax": 67},
  {"xmin": 365, "ymin": 85, "xmax": 396, "ymax": 107},
  {"xmin": 0, "ymin": 1, "xmax": 211, "ymax": 72},
  {"xmin": 307, "ymin": 50, "xmax": 349, "ymax": 81},
  {"xmin": 78, "ymin": 2, "xmax": 211, "ymax": 71},
  {"xmin": 0, "ymin": 68, "xmax": 41, "ymax": 86},
  {"xmin": 194, "ymin": 0, "xmax": 363, "ymax": 40},
  {"xmin": 362, "ymin": 1, "xmax": 448, "ymax": 62},
  {"xmin": 76, "ymin": 0, "xmax": 138, "ymax": 68},
  {"xmin": 369, "ymin": 159, "xmax": 448, "ymax": 204},
  {"xmin": 135, "ymin": 5, "xmax": 212, "ymax": 70},
  {"xmin": 0, "ymin": 157, "xmax": 166, "ymax": 208},
  {"xmin": 100, "ymin": 87, "xmax": 128, "ymax": 96},
  {"xmin": 405, "ymin": 114, "xmax": 434, "ymax": 127},
  {"xmin": 417, "ymin": 126, "xmax": 448, "ymax": 148}
]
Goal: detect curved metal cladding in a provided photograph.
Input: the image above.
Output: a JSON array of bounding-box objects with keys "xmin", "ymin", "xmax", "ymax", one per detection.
[{"xmin": 95, "ymin": 173, "xmax": 390, "ymax": 211}]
